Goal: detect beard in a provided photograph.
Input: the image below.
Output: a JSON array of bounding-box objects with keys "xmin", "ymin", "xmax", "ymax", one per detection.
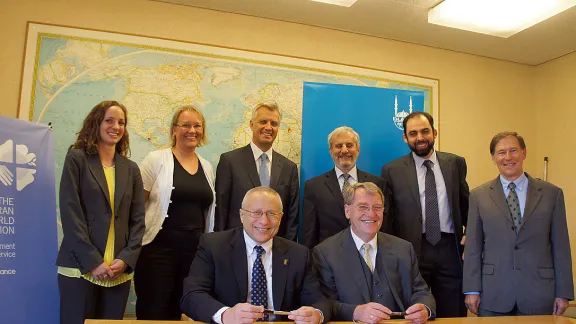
[{"xmin": 409, "ymin": 139, "xmax": 435, "ymax": 157}]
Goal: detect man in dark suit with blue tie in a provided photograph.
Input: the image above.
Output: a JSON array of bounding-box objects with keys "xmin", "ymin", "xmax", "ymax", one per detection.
[
  {"xmin": 181, "ymin": 187, "xmax": 330, "ymax": 324},
  {"xmin": 381, "ymin": 112, "xmax": 469, "ymax": 318},
  {"xmin": 215, "ymin": 103, "xmax": 299, "ymax": 241},
  {"xmin": 302, "ymin": 126, "xmax": 385, "ymax": 248}
]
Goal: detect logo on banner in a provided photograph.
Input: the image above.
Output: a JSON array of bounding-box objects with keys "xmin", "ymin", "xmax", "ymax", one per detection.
[
  {"xmin": 0, "ymin": 140, "xmax": 37, "ymax": 191},
  {"xmin": 392, "ymin": 95, "xmax": 413, "ymax": 130}
]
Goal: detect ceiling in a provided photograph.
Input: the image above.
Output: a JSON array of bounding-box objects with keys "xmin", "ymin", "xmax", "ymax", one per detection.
[{"xmin": 152, "ymin": 0, "xmax": 576, "ymax": 66}]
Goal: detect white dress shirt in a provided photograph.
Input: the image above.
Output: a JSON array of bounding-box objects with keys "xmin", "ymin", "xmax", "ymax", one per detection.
[
  {"xmin": 413, "ymin": 151, "xmax": 454, "ymax": 234},
  {"xmin": 251, "ymin": 141, "xmax": 273, "ymax": 179},
  {"xmin": 212, "ymin": 232, "xmax": 275, "ymax": 324},
  {"xmin": 335, "ymin": 165, "xmax": 358, "ymax": 191},
  {"xmin": 350, "ymin": 229, "xmax": 378, "ymax": 272}
]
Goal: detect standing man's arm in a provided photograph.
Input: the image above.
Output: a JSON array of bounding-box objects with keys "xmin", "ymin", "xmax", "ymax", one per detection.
[
  {"xmin": 283, "ymin": 163, "xmax": 300, "ymax": 241},
  {"xmin": 458, "ymin": 157, "xmax": 470, "ymax": 242},
  {"xmin": 550, "ymin": 188, "xmax": 574, "ymax": 315},
  {"xmin": 301, "ymin": 181, "xmax": 318, "ymax": 248},
  {"xmin": 463, "ymin": 192, "xmax": 483, "ymax": 315},
  {"xmin": 215, "ymin": 154, "xmax": 232, "ymax": 232},
  {"xmin": 381, "ymin": 165, "xmax": 395, "ymax": 235}
]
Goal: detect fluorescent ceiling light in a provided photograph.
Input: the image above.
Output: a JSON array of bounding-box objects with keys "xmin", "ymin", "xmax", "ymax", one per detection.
[
  {"xmin": 428, "ymin": 0, "xmax": 576, "ymax": 38},
  {"xmin": 310, "ymin": 0, "xmax": 358, "ymax": 7}
]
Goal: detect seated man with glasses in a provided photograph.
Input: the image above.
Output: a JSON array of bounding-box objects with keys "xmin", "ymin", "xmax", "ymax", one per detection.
[
  {"xmin": 312, "ymin": 182, "xmax": 435, "ymax": 324},
  {"xmin": 181, "ymin": 186, "xmax": 332, "ymax": 324}
]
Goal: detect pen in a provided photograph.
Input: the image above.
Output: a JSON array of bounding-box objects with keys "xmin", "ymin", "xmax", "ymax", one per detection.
[{"xmin": 263, "ymin": 309, "xmax": 291, "ymax": 316}]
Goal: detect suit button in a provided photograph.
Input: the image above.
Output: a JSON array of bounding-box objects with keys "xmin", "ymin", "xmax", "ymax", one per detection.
[
  {"xmin": 511, "ymin": 226, "xmax": 515, "ymax": 231},
  {"xmin": 377, "ymin": 294, "xmax": 383, "ymax": 298},
  {"xmin": 115, "ymin": 216, "xmax": 119, "ymax": 220},
  {"xmin": 514, "ymin": 246, "xmax": 519, "ymax": 250}
]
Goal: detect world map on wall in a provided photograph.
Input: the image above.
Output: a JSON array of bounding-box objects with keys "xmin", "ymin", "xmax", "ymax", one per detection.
[{"xmin": 21, "ymin": 24, "xmax": 436, "ymax": 316}]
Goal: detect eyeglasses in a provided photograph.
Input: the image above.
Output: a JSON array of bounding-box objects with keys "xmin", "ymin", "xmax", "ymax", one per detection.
[
  {"xmin": 350, "ymin": 204, "xmax": 384, "ymax": 214},
  {"xmin": 240, "ymin": 208, "xmax": 282, "ymax": 221},
  {"xmin": 174, "ymin": 123, "xmax": 203, "ymax": 131}
]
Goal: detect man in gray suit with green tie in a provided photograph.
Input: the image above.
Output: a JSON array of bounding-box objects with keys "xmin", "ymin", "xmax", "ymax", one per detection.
[{"xmin": 463, "ymin": 132, "xmax": 573, "ymax": 316}]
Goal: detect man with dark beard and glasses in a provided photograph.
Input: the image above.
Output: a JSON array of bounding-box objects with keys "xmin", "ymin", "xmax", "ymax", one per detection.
[
  {"xmin": 380, "ymin": 112, "xmax": 469, "ymax": 318},
  {"xmin": 301, "ymin": 126, "xmax": 385, "ymax": 248}
]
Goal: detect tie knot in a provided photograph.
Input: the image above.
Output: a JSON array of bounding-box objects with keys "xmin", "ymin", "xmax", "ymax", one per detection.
[
  {"xmin": 260, "ymin": 153, "xmax": 268, "ymax": 162},
  {"xmin": 423, "ymin": 160, "xmax": 433, "ymax": 169},
  {"xmin": 254, "ymin": 245, "xmax": 265, "ymax": 257},
  {"xmin": 508, "ymin": 182, "xmax": 516, "ymax": 190},
  {"xmin": 361, "ymin": 243, "xmax": 371, "ymax": 253},
  {"xmin": 342, "ymin": 173, "xmax": 351, "ymax": 181}
]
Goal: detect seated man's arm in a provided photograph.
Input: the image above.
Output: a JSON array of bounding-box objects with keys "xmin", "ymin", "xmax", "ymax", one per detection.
[
  {"xmin": 180, "ymin": 235, "xmax": 227, "ymax": 322},
  {"xmin": 408, "ymin": 244, "xmax": 436, "ymax": 319}
]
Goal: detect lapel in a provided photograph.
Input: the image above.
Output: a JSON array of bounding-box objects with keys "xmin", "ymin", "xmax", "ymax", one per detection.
[
  {"xmin": 341, "ymin": 228, "xmax": 370, "ymax": 303},
  {"xmin": 375, "ymin": 233, "xmax": 405, "ymax": 310},
  {"xmin": 87, "ymin": 153, "xmax": 111, "ymax": 207},
  {"xmin": 403, "ymin": 154, "xmax": 422, "ymax": 213},
  {"xmin": 520, "ymin": 174, "xmax": 543, "ymax": 229},
  {"xmin": 436, "ymin": 152, "xmax": 453, "ymax": 207},
  {"xmin": 113, "ymin": 153, "xmax": 128, "ymax": 214},
  {"xmin": 271, "ymin": 237, "xmax": 288, "ymax": 309},
  {"xmin": 270, "ymin": 151, "xmax": 283, "ymax": 189},
  {"xmin": 231, "ymin": 229, "xmax": 249, "ymax": 302},
  {"xmin": 240, "ymin": 145, "xmax": 261, "ymax": 187},
  {"xmin": 488, "ymin": 176, "xmax": 514, "ymax": 225},
  {"xmin": 325, "ymin": 169, "xmax": 345, "ymax": 213}
]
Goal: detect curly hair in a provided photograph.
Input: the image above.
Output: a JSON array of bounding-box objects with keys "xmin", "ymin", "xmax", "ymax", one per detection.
[{"xmin": 70, "ymin": 101, "xmax": 130, "ymax": 156}]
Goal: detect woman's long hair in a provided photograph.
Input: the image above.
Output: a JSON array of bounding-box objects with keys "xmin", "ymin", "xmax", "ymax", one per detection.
[{"xmin": 70, "ymin": 101, "xmax": 130, "ymax": 157}]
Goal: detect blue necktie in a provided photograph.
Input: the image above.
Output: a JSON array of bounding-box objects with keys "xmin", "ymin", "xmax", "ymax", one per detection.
[
  {"xmin": 259, "ymin": 153, "xmax": 270, "ymax": 187},
  {"xmin": 251, "ymin": 246, "xmax": 268, "ymax": 321},
  {"xmin": 424, "ymin": 160, "xmax": 441, "ymax": 245}
]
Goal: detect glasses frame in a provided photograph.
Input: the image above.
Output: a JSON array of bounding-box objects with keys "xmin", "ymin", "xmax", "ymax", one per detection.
[{"xmin": 240, "ymin": 208, "xmax": 283, "ymax": 221}]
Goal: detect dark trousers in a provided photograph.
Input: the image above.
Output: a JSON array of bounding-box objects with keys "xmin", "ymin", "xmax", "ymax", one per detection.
[
  {"xmin": 58, "ymin": 274, "xmax": 131, "ymax": 324},
  {"xmin": 419, "ymin": 233, "xmax": 466, "ymax": 318},
  {"xmin": 479, "ymin": 304, "xmax": 527, "ymax": 317},
  {"xmin": 134, "ymin": 228, "xmax": 202, "ymax": 320}
]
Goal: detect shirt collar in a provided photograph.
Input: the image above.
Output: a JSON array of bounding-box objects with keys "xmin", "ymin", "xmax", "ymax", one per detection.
[
  {"xmin": 243, "ymin": 229, "xmax": 273, "ymax": 256},
  {"xmin": 412, "ymin": 149, "xmax": 438, "ymax": 168},
  {"xmin": 250, "ymin": 141, "xmax": 273, "ymax": 163},
  {"xmin": 335, "ymin": 165, "xmax": 358, "ymax": 181},
  {"xmin": 350, "ymin": 228, "xmax": 378, "ymax": 252},
  {"xmin": 500, "ymin": 172, "xmax": 528, "ymax": 192}
]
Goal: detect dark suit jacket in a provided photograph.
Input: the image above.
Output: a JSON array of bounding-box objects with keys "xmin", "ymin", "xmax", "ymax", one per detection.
[
  {"xmin": 301, "ymin": 168, "xmax": 386, "ymax": 248},
  {"xmin": 181, "ymin": 228, "xmax": 332, "ymax": 322},
  {"xmin": 381, "ymin": 152, "xmax": 469, "ymax": 257},
  {"xmin": 463, "ymin": 174, "xmax": 574, "ymax": 314},
  {"xmin": 312, "ymin": 228, "xmax": 435, "ymax": 320},
  {"xmin": 215, "ymin": 144, "xmax": 299, "ymax": 241},
  {"xmin": 56, "ymin": 149, "xmax": 145, "ymax": 274}
]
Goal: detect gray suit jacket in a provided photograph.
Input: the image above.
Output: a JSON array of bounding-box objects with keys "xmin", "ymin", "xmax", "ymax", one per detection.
[
  {"xmin": 381, "ymin": 152, "xmax": 469, "ymax": 257},
  {"xmin": 56, "ymin": 149, "xmax": 146, "ymax": 274},
  {"xmin": 312, "ymin": 228, "xmax": 435, "ymax": 320},
  {"xmin": 215, "ymin": 144, "xmax": 299, "ymax": 240},
  {"xmin": 463, "ymin": 174, "xmax": 574, "ymax": 314}
]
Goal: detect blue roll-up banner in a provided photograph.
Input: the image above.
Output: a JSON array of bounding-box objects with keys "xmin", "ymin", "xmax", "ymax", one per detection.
[
  {"xmin": 0, "ymin": 116, "xmax": 59, "ymax": 324},
  {"xmin": 301, "ymin": 81, "xmax": 425, "ymax": 186}
]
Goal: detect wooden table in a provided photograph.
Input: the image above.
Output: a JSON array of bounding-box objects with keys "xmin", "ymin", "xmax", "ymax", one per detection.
[{"xmin": 86, "ymin": 316, "xmax": 576, "ymax": 323}]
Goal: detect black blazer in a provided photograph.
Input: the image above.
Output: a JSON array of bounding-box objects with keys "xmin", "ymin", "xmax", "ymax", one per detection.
[
  {"xmin": 215, "ymin": 144, "xmax": 299, "ymax": 241},
  {"xmin": 312, "ymin": 228, "xmax": 436, "ymax": 320},
  {"xmin": 181, "ymin": 228, "xmax": 332, "ymax": 322},
  {"xmin": 301, "ymin": 168, "xmax": 386, "ymax": 248},
  {"xmin": 381, "ymin": 152, "xmax": 469, "ymax": 257},
  {"xmin": 56, "ymin": 149, "xmax": 145, "ymax": 274}
]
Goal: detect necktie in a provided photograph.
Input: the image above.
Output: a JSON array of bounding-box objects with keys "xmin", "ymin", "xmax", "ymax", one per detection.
[
  {"xmin": 507, "ymin": 182, "xmax": 522, "ymax": 234},
  {"xmin": 360, "ymin": 243, "xmax": 373, "ymax": 272},
  {"xmin": 251, "ymin": 246, "xmax": 268, "ymax": 321},
  {"xmin": 424, "ymin": 160, "xmax": 441, "ymax": 246},
  {"xmin": 259, "ymin": 153, "xmax": 270, "ymax": 187},
  {"xmin": 341, "ymin": 173, "xmax": 351, "ymax": 194}
]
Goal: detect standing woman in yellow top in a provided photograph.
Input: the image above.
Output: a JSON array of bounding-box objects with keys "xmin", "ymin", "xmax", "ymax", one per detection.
[
  {"xmin": 134, "ymin": 105, "xmax": 215, "ymax": 320},
  {"xmin": 56, "ymin": 101, "xmax": 145, "ymax": 324}
]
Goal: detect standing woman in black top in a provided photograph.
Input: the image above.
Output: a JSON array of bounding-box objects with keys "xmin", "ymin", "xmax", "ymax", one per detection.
[
  {"xmin": 134, "ymin": 105, "xmax": 216, "ymax": 320},
  {"xmin": 57, "ymin": 101, "xmax": 145, "ymax": 324}
]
